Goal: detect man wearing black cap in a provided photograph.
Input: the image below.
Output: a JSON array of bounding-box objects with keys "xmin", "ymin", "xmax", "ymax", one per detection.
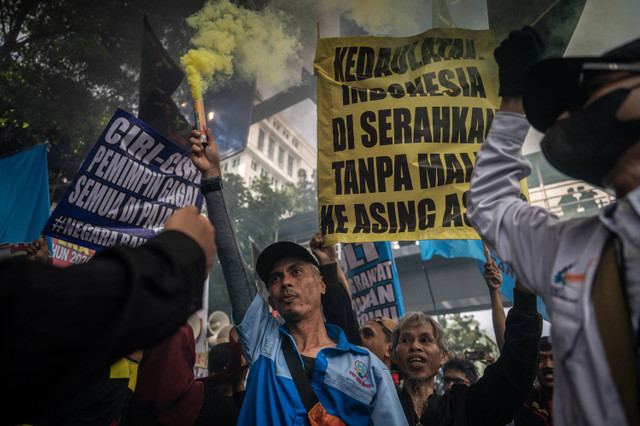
[
  {"xmin": 468, "ymin": 28, "xmax": 640, "ymax": 425},
  {"xmin": 189, "ymin": 129, "xmax": 407, "ymax": 425}
]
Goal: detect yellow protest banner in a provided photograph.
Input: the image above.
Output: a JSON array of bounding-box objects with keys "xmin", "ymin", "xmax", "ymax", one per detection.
[{"xmin": 315, "ymin": 28, "xmax": 504, "ymax": 245}]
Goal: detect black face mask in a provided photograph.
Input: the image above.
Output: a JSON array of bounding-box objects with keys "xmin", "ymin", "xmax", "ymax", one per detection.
[{"xmin": 540, "ymin": 83, "xmax": 640, "ymax": 187}]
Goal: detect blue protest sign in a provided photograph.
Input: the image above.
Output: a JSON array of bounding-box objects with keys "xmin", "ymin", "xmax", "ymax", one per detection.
[
  {"xmin": 342, "ymin": 241, "xmax": 405, "ymax": 326},
  {"xmin": 43, "ymin": 109, "xmax": 203, "ymax": 251}
]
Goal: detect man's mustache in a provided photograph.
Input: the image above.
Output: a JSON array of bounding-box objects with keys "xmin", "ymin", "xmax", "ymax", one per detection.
[{"xmin": 280, "ymin": 290, "xmax": 299, "ymax": 300}]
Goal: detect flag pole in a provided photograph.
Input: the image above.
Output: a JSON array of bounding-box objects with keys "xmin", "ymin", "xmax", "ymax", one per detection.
[
  {"xmin": 481, "ymin": 240, "xmax": 500, "ymax": 285},
  {"xmin": 421, "ymin": 260, "xmax": 440, "ymax": 320}
]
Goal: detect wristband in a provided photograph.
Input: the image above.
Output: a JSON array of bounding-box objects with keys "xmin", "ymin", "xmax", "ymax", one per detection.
[{"xmin": 201, "ymin": 177, "xmax": 223, "ymax": 193}]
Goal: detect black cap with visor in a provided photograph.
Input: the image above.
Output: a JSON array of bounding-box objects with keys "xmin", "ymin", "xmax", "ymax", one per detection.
[
  {"xmin": 523, "ymin": 38, "xmax": 640, "ymax": 132},
  {"xmin": 256, "ymin": 241, "xmax": 319, "ymax": 284}
]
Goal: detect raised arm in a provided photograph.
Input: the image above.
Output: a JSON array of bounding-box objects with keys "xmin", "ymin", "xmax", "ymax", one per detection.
[
  {"xmin": 482, "ymin": 243, "xmax": 506, "ymax": 352},
  {"xmin": 3, "ymin": 207, "xmax": 214, "ymax": 424},
  {"xmin": 310, "ymin": 233, "xmax": 362, "ymax": 345},
  {"xmin": 467, "ymin": 28, "xmax": 561, "ymax": 295},
  {"xmin": 190, "ymin": 128, "xmax": 256, "ymax": 322},
  {"xmin": 463, "ymin": 285, "xmax": 542, "ymax": 425}
]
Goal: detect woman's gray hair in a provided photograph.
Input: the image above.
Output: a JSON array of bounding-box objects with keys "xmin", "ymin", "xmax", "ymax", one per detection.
[{"xmin": 390, "ymin": 311, "xmax": 449, "ymax": 355}]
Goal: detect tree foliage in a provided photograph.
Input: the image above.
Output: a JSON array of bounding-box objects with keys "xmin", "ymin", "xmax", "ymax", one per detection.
[
  {"xmin": 440, "ymin": 313, "xmax": 499, "ymax": 360},
  {"xmin": 0, "ymin": 0, "xmax": 204, "ymax": 200},
  {"xmin": 285, "ymin": 168, "xmax": 318, "ymax": 216}
]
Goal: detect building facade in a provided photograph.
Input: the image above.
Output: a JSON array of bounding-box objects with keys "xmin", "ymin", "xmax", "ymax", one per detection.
[{"xmin": 220, "ymin": 112, "xmax": 316, "ymax": 191}]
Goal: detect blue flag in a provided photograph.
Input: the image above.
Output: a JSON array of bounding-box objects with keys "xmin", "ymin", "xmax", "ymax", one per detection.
[
  {"xmin": 474, "ymin": 255, "xmax": 549, "ymax": 321},
  {"xmin": 420, "ymin": 240, "xmax": 549, "ymax": 321},
  {"xmin": 342, "ymin": 241, "xmax": 405, "ymax": 326},
  {"xmin": 419, "ymin": 239, "xmax": 485, "ymax": 262},
  {"xmin": 0, "ymin": 144, "xmax": 50, "ymax": 244}
]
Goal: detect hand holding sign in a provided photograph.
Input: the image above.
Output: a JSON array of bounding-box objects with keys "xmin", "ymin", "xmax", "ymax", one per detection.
[
  {"xmin": 189, "ymin": 128, "xmax": 221, "ymax": 179},
  {"xmin": 165, "ymin": 206, "xmax": 216, "ymax": 273}
]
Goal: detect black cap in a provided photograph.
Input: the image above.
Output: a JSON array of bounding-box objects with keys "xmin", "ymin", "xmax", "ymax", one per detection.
[
  {"xmin": 255, "ymin": 241, "xmax": 319, "ymax": 284},
  {"xmin": 523, "ymin": 37, "xmax": 640, "ymax": 132}
]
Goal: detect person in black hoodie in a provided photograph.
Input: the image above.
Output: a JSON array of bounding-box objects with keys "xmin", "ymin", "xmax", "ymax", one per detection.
[{"xmin": 392, "ymin": 282, "xmax": 541, "ymax": 426}]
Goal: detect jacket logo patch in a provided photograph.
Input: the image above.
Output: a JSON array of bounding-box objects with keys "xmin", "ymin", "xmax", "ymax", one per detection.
[
  {"xmin": 553, "ymin": 263, "xmax": 579, "ymax": 287},
  {"xmin": 552, "ymin": 258, "xmax": 598, "ymax": 302},
  {"xmin": 354, "ymin": 360, "xmax": 368, "ymax": 379}
]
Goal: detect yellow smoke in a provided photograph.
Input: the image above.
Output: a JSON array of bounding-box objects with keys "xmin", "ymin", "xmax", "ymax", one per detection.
[{"xmin": 180, "ymin": 0, "xmax": 301, "ymax": 100}]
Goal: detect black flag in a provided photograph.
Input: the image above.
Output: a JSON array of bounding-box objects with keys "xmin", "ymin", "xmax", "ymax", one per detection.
[{"xmin": 138, "ymin": 15, "xmax": 190, "ymax": 147}]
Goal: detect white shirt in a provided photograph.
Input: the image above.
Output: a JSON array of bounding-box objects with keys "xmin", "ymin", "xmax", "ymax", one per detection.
[{"xmin": 467, "ymin": 111, "xmax": 640, "ymax": 426}]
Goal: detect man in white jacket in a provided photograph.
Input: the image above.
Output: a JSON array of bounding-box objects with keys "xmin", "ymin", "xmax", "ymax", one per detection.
[{"xmin": 467, "ymin": 28, "xmax": 640, "ymax": 425}]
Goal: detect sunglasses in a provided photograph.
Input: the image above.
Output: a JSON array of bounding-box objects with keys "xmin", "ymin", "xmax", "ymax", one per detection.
[{"xmin": 371, "ymin": 318, "xmax": 393, "ymax": 335}]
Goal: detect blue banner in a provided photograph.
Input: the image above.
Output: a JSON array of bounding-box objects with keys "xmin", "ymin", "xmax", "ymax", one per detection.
[
  {"xmin": 0, "ymin": 144, "xmax": 50, "ymax": 245},
  {"xmin": 342, "ymin": 241, "xmax": 405, "ymax": 326},
  {"xmin": 476, "ymin": 253, "xmax": 549, "ymax": 321},
  {"xmin": 43, "ymin": 109, "xmax": 203, "ymax": 251},
  {"xmin": 474, "ymin": 255, "xmax": 549, "ymax": 321},
  {"xmin": 419, "ymin": 239, "xmax": 548, "ymax": 320}
]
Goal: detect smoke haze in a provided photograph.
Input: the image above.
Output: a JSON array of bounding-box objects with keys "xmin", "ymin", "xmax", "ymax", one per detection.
[{"xmin": 180, "ymin": 0, "xmax": 302, "ymax": 100}]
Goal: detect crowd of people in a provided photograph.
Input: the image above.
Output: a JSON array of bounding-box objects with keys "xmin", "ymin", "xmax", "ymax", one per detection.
[{"xmin": 1, "ymin": 25, "xmax": 639, "ymax": 426}]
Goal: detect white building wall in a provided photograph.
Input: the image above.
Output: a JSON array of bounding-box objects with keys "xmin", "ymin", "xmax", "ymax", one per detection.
[{"xmin": 220, "ymin": 112, "xmax": 316, "ymax": 191}]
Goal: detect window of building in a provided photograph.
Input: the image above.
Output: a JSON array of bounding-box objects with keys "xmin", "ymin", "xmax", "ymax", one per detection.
[
  {"xmin": 257, "ymin": 129, "xmax": 265, "ymax": 151},
  {"xmin": 251, "ymin": 161, "xmax": 257, "ymax": 171},
  {"xmin": 292, "ymin": 139, "xmax": 298, "ymax": 148},
  {"xmin": 267, "ymin": 137, "xmax": 275, "ymax": 159},
  {"xmin": 287, "ymin": 155, "xmax": 294, "ymax": 176},
  {"xmin": 278, "ymin": 146, "xmax": 285, "ymax": 168},
  {"xmin": 232, "ymin": 158, "xmax": 238, "ymax": 168}
]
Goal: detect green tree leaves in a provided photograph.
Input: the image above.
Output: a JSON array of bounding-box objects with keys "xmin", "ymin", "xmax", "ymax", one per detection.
[
  {"xmin": 0, "ymin": 0, "xmax": 204, "ymax": 199},
  {"xmin": 440, "ymin": 312, "xmax": 499, "ymax": 360}
]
